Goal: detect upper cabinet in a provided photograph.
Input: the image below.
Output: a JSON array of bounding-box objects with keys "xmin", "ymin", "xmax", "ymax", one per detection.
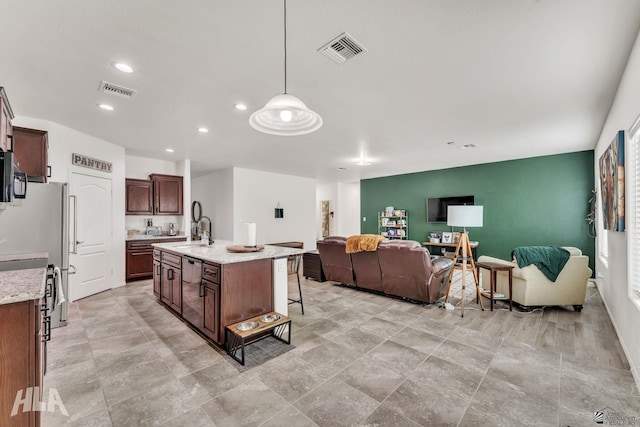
[
  {"xmin": 151, "ymin": 174, "xmax": 183, "ymax": 215},
  {"xmin": 125, "ymin": 174, "xmax": 183, "ymax": 215},
  {"xmin": 125, "ymin": 178, "xmax": 154, "ymax": 215},
  {"xmin": 0, "ymin": 87, "xmax": 14, "ymax": 152},
  {"xmin": 13, "ymin": 127, "xmax": 49, "ymax": 182}
]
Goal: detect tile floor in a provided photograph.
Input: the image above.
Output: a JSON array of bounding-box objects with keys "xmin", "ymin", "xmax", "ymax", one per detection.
[{"xmin": 42, "ymin": 276, "xmax": 639, "ymax": 426}]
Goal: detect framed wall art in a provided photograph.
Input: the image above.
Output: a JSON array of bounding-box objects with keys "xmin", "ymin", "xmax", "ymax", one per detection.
[{"xmin": 599, "ymin": 130, "xmax": 625, "ymax": 231}]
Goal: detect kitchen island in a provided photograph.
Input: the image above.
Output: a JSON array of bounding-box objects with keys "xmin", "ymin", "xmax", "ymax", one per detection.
[{"xmin": 152, "ymin": 240, "xmax": 304, "ymax": 346}]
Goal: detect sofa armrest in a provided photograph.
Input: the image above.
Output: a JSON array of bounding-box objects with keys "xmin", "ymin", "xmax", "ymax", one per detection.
[{"xmin": 431, "ymin": 256, "xmax": 453, "ymax": 276}]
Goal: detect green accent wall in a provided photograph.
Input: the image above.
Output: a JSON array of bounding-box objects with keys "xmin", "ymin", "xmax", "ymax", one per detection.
[{"xmin": 361, "ymin": 150, "xmax": 595, "ymax": 272}]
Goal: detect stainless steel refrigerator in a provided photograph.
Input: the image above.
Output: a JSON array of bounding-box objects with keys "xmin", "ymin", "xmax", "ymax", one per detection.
[{"xmin": 0, "ymin": 182, "xmax": 69, "ymax": 328}]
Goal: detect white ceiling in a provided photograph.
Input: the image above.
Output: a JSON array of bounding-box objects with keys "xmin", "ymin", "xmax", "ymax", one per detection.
[{"xmin": 1, "ymin": 0, "xmax": 639, "ymax": 183}]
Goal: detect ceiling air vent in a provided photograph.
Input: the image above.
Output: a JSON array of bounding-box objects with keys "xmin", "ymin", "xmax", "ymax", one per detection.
[
  {"xmin": 318, "ymin": 32, "xmax": 367, "ymax": 64},
  {"xmin": 98, "ymin": 80, "xmax": 137, "ymax": 99}
]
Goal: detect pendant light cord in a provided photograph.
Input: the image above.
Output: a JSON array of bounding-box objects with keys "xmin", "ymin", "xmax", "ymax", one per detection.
[{"xmin": 284, "ymin": 0, "xmax": 287, "ymax": 94}]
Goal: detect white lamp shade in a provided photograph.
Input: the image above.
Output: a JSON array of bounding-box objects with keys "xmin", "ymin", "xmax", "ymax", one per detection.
[
  {"xmin": 447, "ymin": 205, "xmax": 483, "ymax": 227},
  {"xmin": 249, "ymin": 94, "xmax": 323, "ymax": 136}
]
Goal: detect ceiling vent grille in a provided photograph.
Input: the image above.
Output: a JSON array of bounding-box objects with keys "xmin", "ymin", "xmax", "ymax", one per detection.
[
  {"xmin": 98, "ymin": 80, "xmax": 137, "ymax": 99},
  {"xmin": 318, "ymin": 32, "xmax": 367, "ymax": 64}
]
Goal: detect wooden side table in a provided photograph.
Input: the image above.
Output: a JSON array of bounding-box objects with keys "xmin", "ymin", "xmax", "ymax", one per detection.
[
  {"xmin": 475, "ymin": 261, "xmax": 514, "ymax": 311},
  {"xmin": 225, "ymin": 312, "xmax": 291, "ymax": 365}
]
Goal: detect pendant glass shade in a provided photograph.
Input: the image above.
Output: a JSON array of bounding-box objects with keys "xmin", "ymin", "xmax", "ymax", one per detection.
[{"xmin": 250, "ymin": 93, "xmax": 322, "ymax": 136}]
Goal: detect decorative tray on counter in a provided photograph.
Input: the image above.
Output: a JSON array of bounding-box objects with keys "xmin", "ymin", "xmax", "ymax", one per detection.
[{"xmin": 226, "ymin": 245, "xmax": 265, "ymax": 253}]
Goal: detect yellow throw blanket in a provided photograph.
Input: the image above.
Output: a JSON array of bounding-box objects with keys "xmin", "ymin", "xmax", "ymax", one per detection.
[{"xmin": 346, "ymin": 234, "xmax": 386, "ymax": 253}]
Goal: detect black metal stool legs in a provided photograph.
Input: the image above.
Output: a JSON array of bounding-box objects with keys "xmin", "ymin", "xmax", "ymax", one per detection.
[{"xmin": 288, "ymin": 269, "xmax": 304, "ymax": 314}]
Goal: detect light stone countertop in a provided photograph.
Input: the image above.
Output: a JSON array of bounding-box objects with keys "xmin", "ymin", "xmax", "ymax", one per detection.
[
  {"xmin": 152, "ymin": 240, "xmax": 305, "ymax": 265},
  {"xmin": 0, "ymin": 253, "xmax": 48, "ymax": 305},
  {"xmin": 0, "ymin": 252, "xmax": 48, "ymax": 262},
  {"xmin": 126, "ymin": 234, "xmax": 187, "ymax": 241}
]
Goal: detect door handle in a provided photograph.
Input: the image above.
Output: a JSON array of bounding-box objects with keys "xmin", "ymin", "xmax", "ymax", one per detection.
[
  {"xmin": 68, "ymin": 265, "xmax": 77, "ymax": 275},
  {"xmin": 43, "ymin": 316, "xmax": 51, "ymax": 342},
  {"xmin": 168, "ymin": 269, "xmax": 174, "ymax": 280},
  {"xmin": 76, "ymin": 240, "xmax": 84, "ymax": 245},
  {"xmin": 199, "ymin": 283, "xmax": 205, "ymax": 297}
]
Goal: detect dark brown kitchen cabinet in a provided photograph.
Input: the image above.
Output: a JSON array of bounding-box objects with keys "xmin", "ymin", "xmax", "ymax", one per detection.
[
  {"xmin": 126, "ymin": 238, "xmax": 186, "ymax": 282},
  {"xmin": 153, "ymin": 259, "xmax": 161, "ymax": 299},
  {"xmin": 155, "ymin": 248, "xmax": 272, "ymax": 346},
  {"xmin": 0, "ymin": 297, "xmax": 44, "ymax": 427},
  {"xmin": 12, "ymin": 127, "xmax": 48, "ymax": 183},
  {"xmin": 150, "ymin": 174, "xmax": 183, "ymax": 215},
  {"xmin": 126, "ymin": 241, "xmax": 154, "ymax": 282},
  {"xmin": 125, "ymin": 179, "xmax": 153, "ymax": 215},
  {"xmin": 202, "ymin": 280, "xmax": 220, "ymax": 342},
  {"xmin": 125, "ymin": 174, "xmax": 183, "ymax": 216},
  {"xmin": 160, "ymin": 251, "xmax": 182, "ymax": 314},
  {"xmin": 0, "ymin": 87, "xmax": 14, "ymax": 153}
]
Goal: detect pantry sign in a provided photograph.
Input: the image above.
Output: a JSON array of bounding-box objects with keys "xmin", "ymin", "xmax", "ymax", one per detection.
[{"xmin": 72, "ymin": 153, "xmax": 112, "ymax": 173}]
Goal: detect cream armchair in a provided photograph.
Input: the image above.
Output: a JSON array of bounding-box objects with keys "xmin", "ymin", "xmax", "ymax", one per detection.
[{"xmin": 477, "ymin": 247, "xmax": 592, "ymax": 311}]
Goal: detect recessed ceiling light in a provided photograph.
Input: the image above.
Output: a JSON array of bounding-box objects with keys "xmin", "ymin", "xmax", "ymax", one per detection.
[
  {"xmin": 197, "ymin": 127, "xmax": 209, "ymax": 133},
  {"xmin": 355, "ymin": 154, "xmax": 372, "ymax": 166},
  {"xmin": 165, "ymin": 148, "xmax": 174, "ymax": 153},
  {"xmin": 234, "ymin": 104, "xmax": 248, "ymax": 111},
  {"xmin": 112, "ymin": 62, "xmax": 133, "ymax": 73},
  {"xmin": 98, "ymin": 104, "xmax": 114, "ymax": 111},
  {"xmin": 447, "ymin": 141, "xmax": 456, "ymax": 145},
  {"xmin": 459, "ymin": 144, "xmax": 477, "ymax": 150}
]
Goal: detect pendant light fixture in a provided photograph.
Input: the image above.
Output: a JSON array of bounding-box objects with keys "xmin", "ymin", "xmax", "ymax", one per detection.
[{"xmin": 249, "ymin": 0, "xmax": 322, "ymax": 136}]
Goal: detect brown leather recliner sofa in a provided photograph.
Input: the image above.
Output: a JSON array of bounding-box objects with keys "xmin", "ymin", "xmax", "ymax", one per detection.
[{"xmin": 316, "ymin": 237, "xmax": 454, "ymax": 303}]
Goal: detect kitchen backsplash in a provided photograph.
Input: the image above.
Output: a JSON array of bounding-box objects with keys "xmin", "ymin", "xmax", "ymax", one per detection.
[{"xmin": 125, "ymin": 215, "xmax": 182, "ymax": 235}]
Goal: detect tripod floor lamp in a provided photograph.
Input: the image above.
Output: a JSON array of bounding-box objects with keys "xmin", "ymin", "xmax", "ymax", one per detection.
[{"xmin": 444, "ymin": 205, "xmax": 485, "ymax": 317}]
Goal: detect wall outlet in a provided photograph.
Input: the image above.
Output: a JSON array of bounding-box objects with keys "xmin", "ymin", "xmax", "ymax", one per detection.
[{"xmin": 363, "ymin": 217, "xmax": 366, "ymax": 222}]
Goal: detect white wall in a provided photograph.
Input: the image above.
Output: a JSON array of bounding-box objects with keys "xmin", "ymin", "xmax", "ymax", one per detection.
[
  {"xmin": 233, "ymin": 168, "xmax": 317, "ymax": 250},
  {"xmin": 192, "ymin": 167, "xmax": 316, "ymax": 248},
  {"xmin": 177, "ymin": 159, "xmax": 191, "ymax": 239},
  {"xmin": 191, "ymin": 169, "xmax": 234, "ymax": 240},
  {"xmin": 337, "ymin": 182, "xmax": 361, "ymax": 236},
  {"xmin": 124, "ymin": 155, "xmax": 186, "ymax": 236},
  {"xmin": 124, "ymin": 155, "xmax": 181, "ymax": 178},
  {"xmin": 13, "ymin": 116, "xmax": 127, "ymax": 287},
  {"xmin": 315, "ymin": 181, "xmax": 361, "ymax": 239},
  {"xmin": 594, "ymin": 29, "xmax": 640, "ymax": 388},
  {"xmin": 316, "ymin": 182, "xmax": 337, "ymax": 238}
]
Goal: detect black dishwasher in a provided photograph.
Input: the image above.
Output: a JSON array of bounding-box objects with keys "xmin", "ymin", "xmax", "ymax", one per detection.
[{"xmin": 181, "ymin": 257, "xmax": 203, "ymax": 328}]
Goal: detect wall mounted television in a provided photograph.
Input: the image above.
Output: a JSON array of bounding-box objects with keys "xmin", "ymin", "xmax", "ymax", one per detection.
[{"xmin": 426, "ymin": 195, "xmax": 475, "ymax": 222}]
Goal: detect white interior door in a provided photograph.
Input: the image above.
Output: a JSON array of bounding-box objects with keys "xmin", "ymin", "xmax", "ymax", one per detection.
[{"xmin": 69, "ymin": 172, "xmax": 113, "ymax": 301}]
